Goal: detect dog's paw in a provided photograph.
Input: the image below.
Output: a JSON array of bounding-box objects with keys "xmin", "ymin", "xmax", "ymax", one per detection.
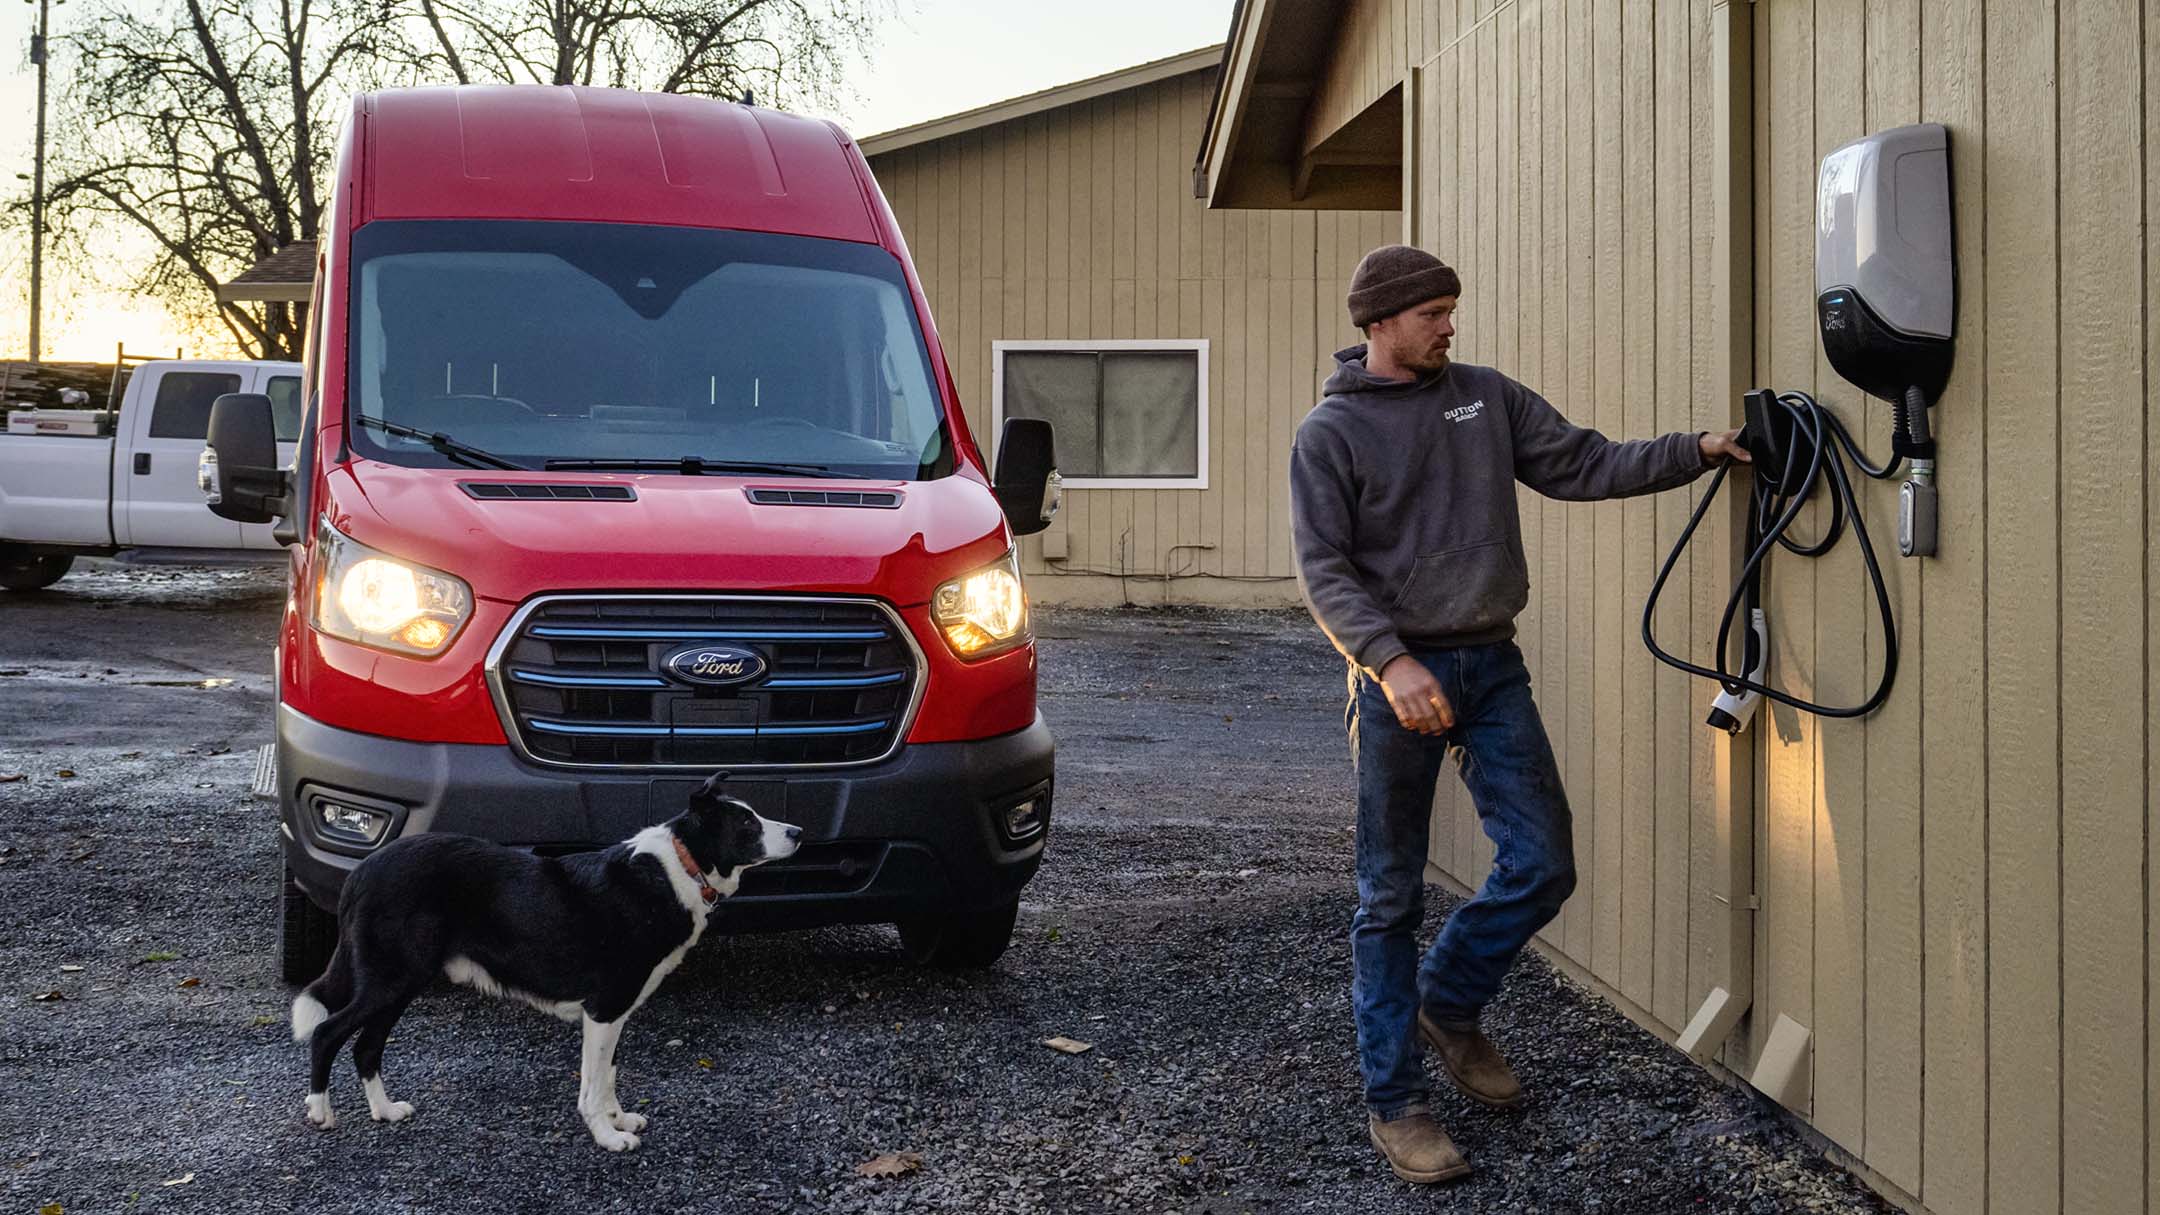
[
  {"xmin": 370, "ymin": 1100, "xmax": 416, "ymax": 1123},
  {"xmin": 608, "ymin": 1110, "xmax": 647, "ymax": 1133},
  {"xmin": 590, "ymin": 1127, "xmax": 642, "ymax": 1152},
  {"xmin": 305, "ymin": 1094, "xmax": 337, "ymax": 1130}
]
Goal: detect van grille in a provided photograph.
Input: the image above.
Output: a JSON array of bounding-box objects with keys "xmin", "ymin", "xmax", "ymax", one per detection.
[{"xmin": 487, "ymin": 596, "xmax": 921, "ymax": 769}]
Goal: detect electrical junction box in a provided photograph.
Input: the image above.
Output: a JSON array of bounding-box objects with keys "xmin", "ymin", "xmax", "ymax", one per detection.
[{"xmin": 1815, "ymin": 122, "xmax": 1956, "ymax": 404}]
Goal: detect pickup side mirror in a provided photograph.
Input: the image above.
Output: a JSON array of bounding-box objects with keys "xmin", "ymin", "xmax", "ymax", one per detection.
[
  {"xmin": 201, "ymin": 393, "xmax": 291, "ymax": 526},
  {"xmin": 991, "ymin": 417, "xmax": 1060, "ymax": 538}
]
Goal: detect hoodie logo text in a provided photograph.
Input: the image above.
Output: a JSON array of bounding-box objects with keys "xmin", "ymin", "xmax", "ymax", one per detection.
[{"xmin": 1445, "ymin": 400, "xmax": 1486, "ymax": 424}]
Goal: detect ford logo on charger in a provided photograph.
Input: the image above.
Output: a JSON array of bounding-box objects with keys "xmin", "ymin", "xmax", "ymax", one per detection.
[{"xmin": 662, "ymin": 644, "xmax": 768, "ymax": 687}]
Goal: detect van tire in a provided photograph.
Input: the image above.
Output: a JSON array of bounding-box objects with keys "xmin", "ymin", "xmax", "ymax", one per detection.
[
  {"xmin": 897, "ymin": 899, "xmax": 1018, "ymax": 970},
  {"xmin": 0, "ymin": 551, "xmax": 73, "ymax": 591},
  {"xmin": 280, "ymin": 861, "xmax": 338, "ymax": 986}
]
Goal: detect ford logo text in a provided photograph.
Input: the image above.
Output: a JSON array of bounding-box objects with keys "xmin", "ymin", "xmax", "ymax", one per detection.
[{"xmin": 662, "ymin": 644, "xmax": 768, "ymax": 687}]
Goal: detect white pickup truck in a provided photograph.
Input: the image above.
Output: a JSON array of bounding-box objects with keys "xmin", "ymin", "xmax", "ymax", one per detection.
[{"xmin": 0, "ymin": 359, "xmax": 302, "ymax": 589}]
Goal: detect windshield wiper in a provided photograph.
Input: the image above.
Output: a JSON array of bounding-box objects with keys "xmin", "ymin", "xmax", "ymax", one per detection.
[
  {"xmin": 543, "ymin": 456, "xmax": 867, "ymax": 478},
  {"xmin": 357, "ymin": 416, "xmax": 531, "ymax": 471}
]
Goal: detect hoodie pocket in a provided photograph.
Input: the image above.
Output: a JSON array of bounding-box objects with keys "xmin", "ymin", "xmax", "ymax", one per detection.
[{"xmin": 1391, "ymin": 540, "xmax": 1529, "ymax": 637}]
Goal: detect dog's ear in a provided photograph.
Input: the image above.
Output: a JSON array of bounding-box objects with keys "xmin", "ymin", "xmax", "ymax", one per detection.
[{"xmin": 690, "ymin": 771, "xmax": 731, "ymax": 808}]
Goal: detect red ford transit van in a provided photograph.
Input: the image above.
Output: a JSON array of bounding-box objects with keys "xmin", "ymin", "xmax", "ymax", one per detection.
[{"xmin": 203, "ymin": 85, "xmax": 1060, "ymax": 983}]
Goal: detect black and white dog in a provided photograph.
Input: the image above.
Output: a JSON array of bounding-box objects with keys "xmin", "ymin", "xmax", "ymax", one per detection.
[{"xmin": 291, "ymin": 772, "xmax": 800, "ymax": 1150}]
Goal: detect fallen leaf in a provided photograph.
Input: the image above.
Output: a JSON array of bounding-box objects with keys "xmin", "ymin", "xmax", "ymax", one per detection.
[
  {"xmin": 1042, "ymin": 1037, "xmax": 1094, "ymax": 1055},
  {"xmin": 119, "ymin": 752, "xmax": 142, "ymax": 760},
  {"xmin": 33, "ymin": 991, "xmax": 65, "ymax": 1002},
  {"xmin": 855, "ymin": 1150, "xmax": 924, "ymax": 1179},
  {"xmin": 58, "ymin": 965, "xmax": 83, "ymax": 973},
  {"xmin": 38, "ymin": 1204, "xmax": 61, "ymax": 1215},
  {"xmin": 696, "ymin": 1058, "xmax": 712, "ymax": 1069},
  {"xmin": 1222, "ymin": 715, "xmax": 1234, "ymax": 723},
  {"xmin": 251, "ymin": 1015, "xmax": 276, "ymax": 1028},
  {"xmin": 161, "ymin": 1173, "xmax": 194, "ymax": 1186},
  {"xmin": 177, "ymin": 977, "xmax": 201, "ymax": 989},
  {"xmin": 1177, "ymin": 1154, "xmax": 1196, "ymax": 1166},
  {"xmin": 0, "ymin": 773, "xmax": 25, "ymax": 783},
  {"xmin": 145, "ymin": 952, "xmax": 179, "ymax": 963},
  {"xmin": 54, "ymin": 770, "xmax": 75, "ymax": 779}
]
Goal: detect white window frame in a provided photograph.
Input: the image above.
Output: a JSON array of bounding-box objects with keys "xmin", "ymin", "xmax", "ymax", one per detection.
[{"xmin": 990, "ymin": 339, "xmax": 1210, "ymax": 490}]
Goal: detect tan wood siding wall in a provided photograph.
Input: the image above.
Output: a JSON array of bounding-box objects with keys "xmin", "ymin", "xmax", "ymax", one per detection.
[
  {"xmin": 1337, "ymin": 1, "xmax": 2160, "ymax": 1212},
  {"xmin": 870, "ymin": 71, "xmax": 1398, "ymax": 607}
]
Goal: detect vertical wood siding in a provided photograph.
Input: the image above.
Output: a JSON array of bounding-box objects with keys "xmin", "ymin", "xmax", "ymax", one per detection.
[
  {"xmin": 1325, "ymin": 0, "xmax": 2159, "ymax": 1211},
  {"xmin": 869, "ymin": 70, "xmax": 1397, "ymax": 608}
]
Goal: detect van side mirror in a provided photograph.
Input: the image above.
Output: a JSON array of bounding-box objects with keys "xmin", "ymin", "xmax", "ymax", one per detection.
[
  {"xmin": 202, "ymin": 393, "xmax": 291, "ymax": 525},
  {"xmin": 992, "ymin": 418, "xmax": 1060, "ymax": 537}
]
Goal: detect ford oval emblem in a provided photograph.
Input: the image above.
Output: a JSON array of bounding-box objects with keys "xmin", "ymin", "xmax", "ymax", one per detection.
[{"xmin": 662, "ymin": 644, "xmax": 768, "ymax": 687}]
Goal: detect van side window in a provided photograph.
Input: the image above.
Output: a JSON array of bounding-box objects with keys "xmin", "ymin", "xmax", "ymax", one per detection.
[
  {"xmin": 265, "ymin": 375, "xmax": 303, "ymax": 442},
  {"xmin": 147, "ymin": 372, "xmax": 243, "ymax": 440}
]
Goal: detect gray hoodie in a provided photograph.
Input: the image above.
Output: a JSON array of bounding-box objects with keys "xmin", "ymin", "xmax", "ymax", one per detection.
[{"xmin": 1290, "ymin": 344, "xmax": 1709, "ymax": 675}]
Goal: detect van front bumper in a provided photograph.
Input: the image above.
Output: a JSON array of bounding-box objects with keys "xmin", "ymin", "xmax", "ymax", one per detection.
[{"xmin": 276, "ymin": 703, "xmax": 1052, "ymax": 930}]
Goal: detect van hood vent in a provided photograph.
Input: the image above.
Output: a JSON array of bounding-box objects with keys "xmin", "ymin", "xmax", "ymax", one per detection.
[
  {"xmin": 744, "ymin": 488, "xmax": 902, "ymax": 509},
  {"xmin": 460, "ymin": 482, "xmax": 638, "ymax": 502}
]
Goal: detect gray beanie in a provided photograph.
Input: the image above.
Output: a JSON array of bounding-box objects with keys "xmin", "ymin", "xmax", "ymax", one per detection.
[{"xmin": 1347, "ymin": 244, "xmax": 1462, "ymax": 327}]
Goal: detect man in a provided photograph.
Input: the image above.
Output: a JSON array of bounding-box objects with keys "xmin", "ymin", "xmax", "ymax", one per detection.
[{"xmin": 1290, "ymin": 244, "xmax": 1749, "ymax": 1184}]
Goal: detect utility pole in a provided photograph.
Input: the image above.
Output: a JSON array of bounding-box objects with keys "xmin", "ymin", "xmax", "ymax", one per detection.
[{"xmin": 26, "ymin": 0, "xmax": 53, "ymax": 364}]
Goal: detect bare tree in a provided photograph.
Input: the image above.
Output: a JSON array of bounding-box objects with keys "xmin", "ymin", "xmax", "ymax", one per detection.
[
  {"xmin": 404, "ymin": 0, "xmax": 883, "ymax": 110},
  {"xmin": 36, "ymin": 0, "xmax": 404, "ymax": 358},
  {"xmin": 24, "ymin": 0, "xmax": 886, "ymax": 359}
]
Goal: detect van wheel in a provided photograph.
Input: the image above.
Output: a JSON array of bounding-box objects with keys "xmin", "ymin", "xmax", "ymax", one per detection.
[
  {"xmin": 280, "ymin": 861, "xmax": 337, "ymax": 986},
  {"xmin": 0, "ymin": 551, "xmax": 73, "ymax": 591},
  {"xmin": 897, "ymin": 899, "xmax": 1018, "ymax": 970}
]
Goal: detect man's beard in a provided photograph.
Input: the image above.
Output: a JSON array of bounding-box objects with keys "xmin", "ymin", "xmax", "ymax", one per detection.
[{"xmin": 1402, "ymin": 347, "xmax": 1450, "ymax": 374}]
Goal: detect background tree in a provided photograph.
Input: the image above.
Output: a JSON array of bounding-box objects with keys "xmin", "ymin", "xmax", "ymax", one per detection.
[
  {"xmin": 406, "ymin": 0, "xmax": 883, "ymax": 108},
  {"xmin": 37, "ymin": 0, "xmax": 405, "ymax": 358},
  {"xmin": 27, "ymin": 0, "xmax": 885, "ymax": 360}
]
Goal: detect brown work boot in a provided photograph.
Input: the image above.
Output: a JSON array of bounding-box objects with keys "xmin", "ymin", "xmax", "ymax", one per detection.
[
  {"xmin": 1367, "ymin": 1105, "xmax": 1472, "ymax": 1184},
  {"xmin": 1418, "ymin": 1009, "xmax": 1525, "ymax": 1109}
]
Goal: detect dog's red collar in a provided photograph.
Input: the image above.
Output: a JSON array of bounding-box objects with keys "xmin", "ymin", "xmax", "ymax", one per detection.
[{"xmin": 671, "ymin": 837, "xmax": 719, "ymax": 905}]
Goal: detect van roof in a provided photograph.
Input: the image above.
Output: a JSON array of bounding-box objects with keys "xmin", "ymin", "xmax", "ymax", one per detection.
[{"xmin": 359, "ymin": 86, "xmax": 880, "ymax": 244}]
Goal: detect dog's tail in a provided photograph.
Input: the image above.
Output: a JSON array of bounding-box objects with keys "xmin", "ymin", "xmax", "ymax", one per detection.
[{"xmin": 291, "ymin": 944, "xmax": 354, "ymax": 1042}]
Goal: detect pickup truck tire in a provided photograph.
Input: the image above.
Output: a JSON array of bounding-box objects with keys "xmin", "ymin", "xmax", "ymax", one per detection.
[
  {"xmin": 280, "ymin": 860, "xmax": 338, "ymax": 986},
  {"xmin": 897, "ymin": 898, "xmax": 1019, "ymax": 970},
  {"xmin": 0, "ymin": 551, "xmax": 73, "ymax": 591}
]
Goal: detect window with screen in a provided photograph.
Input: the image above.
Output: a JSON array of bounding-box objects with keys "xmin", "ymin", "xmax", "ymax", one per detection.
[
  {"xmin": 147, "ymin": 372, "xmax": 242, "ymax": 440},
  {"xmin": 993, "ymin": 341, "xmax": 1207, "ymax": 489}
]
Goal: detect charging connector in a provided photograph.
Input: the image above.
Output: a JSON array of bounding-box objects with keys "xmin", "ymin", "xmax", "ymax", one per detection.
[{"xmin": 1704, "ymin": 609, "xmax": 1768, "ymax": 734}]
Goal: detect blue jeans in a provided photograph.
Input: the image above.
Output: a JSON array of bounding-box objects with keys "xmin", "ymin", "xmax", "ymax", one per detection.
[{"xmin": 1346, "ymin": 641, "xmax": 1577, "ymax": 1117}]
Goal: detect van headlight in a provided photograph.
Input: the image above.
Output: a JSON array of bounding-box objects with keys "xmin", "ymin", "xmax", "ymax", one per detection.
[
  {"xmin": 931, "ymin": 548, "xmax": 1029, "ymax": 659},
  {"xmin": 311, "ymin": 519, "xmax": 473, "ymax": 657}
]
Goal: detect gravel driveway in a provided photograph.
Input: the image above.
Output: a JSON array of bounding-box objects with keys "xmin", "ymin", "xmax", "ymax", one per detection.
[{"xmin": 0, "ymin": 563, "xmax": 1891, "ymax": 1213}]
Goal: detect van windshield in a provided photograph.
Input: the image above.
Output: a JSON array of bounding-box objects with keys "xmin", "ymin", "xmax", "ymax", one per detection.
[{"xmin": 346, "ymin": 220, "xmax": 953, "ymax": 479}]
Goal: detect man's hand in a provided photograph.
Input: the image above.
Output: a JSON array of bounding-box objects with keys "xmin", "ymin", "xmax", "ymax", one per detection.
[
  {"xmin": 1379, "ymin": 655, "xmax": 1455, "ymax": 735},
  {"xmin": 1700, "ymin": 428, "xmax": 1753, "ymax": 465}
]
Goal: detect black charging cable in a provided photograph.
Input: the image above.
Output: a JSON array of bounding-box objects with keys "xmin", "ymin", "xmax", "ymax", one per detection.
[{"xmin": 1641, "ymin": 389, "xmax": 1906, "ymax": 721}]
